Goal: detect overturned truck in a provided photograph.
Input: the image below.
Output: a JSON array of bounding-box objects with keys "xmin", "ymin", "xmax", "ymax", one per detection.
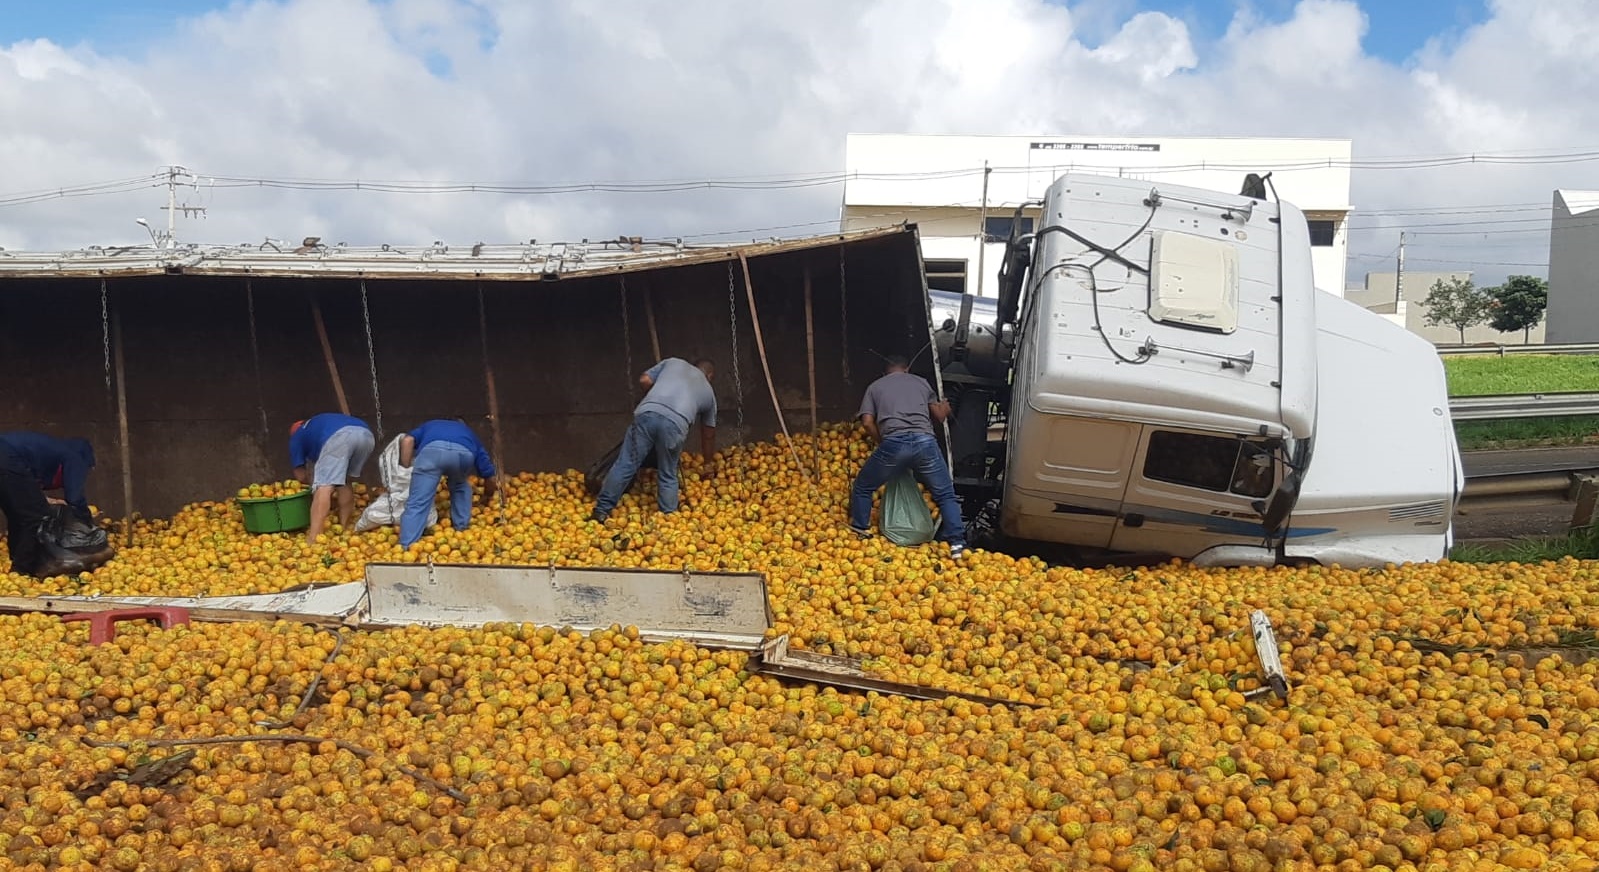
[
  {"xmin": 0, "ymin": 228, "xmax": 938, "ymax": 520},
  {"xmin": 2, "ymin": 192, "xmax": 1461, "ymax": 571},
  {"xmin": 931, "ymin": 172, "xmax": 1464, "ymax": 569}
]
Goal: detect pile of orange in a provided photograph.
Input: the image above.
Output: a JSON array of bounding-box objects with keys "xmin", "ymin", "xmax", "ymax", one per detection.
[
  {"xmin": 0, "ymin": 423, "xmax": 1596, "ymax": 870},
  {"xmin": 235, "ymin": 480, "xmax": 308, "ymax": 500}
]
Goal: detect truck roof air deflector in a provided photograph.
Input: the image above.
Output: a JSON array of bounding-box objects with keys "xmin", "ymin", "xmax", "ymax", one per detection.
[{"xmin": 1148, "ymin": 231, "xmax": 1240, "ymax": 334}]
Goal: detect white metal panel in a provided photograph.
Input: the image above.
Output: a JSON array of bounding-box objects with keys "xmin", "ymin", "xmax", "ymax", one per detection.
[
  {"xmin": 1148, "ymin": 231, "xmax": 1239, "ymax": 333},
  {"xmin": 363, "ymin": 562, "xmax": 772, "ymax": 649},
  {"xmin": 1284, "ymin": 293, "xmax": 1457, "ymax": 567},
  {"xmin": 32, "ymin": 582, "xmax": 369, "ymax": 617}
]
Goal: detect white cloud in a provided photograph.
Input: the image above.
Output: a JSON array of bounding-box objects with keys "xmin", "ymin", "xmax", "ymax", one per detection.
[{"xmin": 0, "ymin": 0, "xmax": 1593, "ymax": 285}]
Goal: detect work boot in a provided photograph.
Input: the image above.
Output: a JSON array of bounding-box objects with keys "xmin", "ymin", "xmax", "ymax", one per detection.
[{"xmin": 29, "ymin": 556, "xmax": 81, "ymax": 579}]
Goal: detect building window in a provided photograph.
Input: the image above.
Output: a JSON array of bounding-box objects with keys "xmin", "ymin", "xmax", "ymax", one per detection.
[
  {"xmin": 983, "ymin": 216, "xmax": 1035, "ymax": 244},
  {"xmin": 1307, "ymin": 219, "xmax": 1336, "ymax": 247},
  {"xmin": 1143, "ymin": 431, "xmax": 1275, "ymax": 498},
  {"xmin": 925, "ymin": 259, "xmax": 967, "ymax": 294}
]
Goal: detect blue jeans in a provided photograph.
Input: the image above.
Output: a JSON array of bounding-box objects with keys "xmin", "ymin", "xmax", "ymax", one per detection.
[
  {"xmin": 400, "ymin": 441, "xmax": 476, "ymax": 548},
  {"xmin": 850, "ymin": 432, "xmax": 966, "ymax": 547},
  {"xmin": 594, "ymin": 411, "xmax": 687, "ymax": 517}
]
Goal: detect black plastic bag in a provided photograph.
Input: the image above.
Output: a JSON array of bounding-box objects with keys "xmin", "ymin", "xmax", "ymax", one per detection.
[
  {"xmin": 584, "ymin": 438, "xmax": 658, "ymax": 496},
  {"xmin": 53, "ymin": 506, "xmax": 109, "ymax": 551},
  {"xmin": 34, "ymin": 505, "xmax": 114, "ymax": 575}
]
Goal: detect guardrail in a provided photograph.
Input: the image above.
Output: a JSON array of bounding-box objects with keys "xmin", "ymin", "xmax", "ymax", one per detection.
[
  {"xmin": 1437, "ymin": 342, "xmax": 1599, "ymax": 357},
  {"xmin": 1458, "ymin": 465, "xmax": 1599, "ymax": 531},
  {"xmin": 1448, "ymin": 392, "xmax": 1599, "ymax": 421}
]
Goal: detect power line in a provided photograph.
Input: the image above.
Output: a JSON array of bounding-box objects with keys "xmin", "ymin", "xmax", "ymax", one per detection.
[
  {"xmin": 4, "ymin": 144, "xmax": 1599, "ymax": 209},
  {"xmin": 0, "ymin": 174, "xmax": 167, "ymax": 209}
]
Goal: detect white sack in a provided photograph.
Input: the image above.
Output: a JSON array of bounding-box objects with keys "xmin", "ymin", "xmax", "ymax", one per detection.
[{"xmin": 354, "ymin": 435, "xmax": 438, "ymax": 532}]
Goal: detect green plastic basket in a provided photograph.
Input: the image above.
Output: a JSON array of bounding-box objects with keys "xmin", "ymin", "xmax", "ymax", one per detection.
[{"xmin": 236, "ymin": 490, "xmax": 313, "ymax": 534}]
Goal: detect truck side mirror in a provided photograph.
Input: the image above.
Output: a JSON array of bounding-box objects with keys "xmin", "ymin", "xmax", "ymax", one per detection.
[{"xmin": 1252, "ymin": 471, "xmax": 1300, "ymax": 536}]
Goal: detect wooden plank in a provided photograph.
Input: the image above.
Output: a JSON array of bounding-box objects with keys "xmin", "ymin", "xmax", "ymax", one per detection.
[
  {"xmin": 476, "ymin": 285, "xmax": 506, "ymax": 494},
  {"xmin": 738, "ymin": 253, "xmax": 812, "ymax": 484},
  {"xmin": 754, "ymin": 635, "xmax": 1037, "ymax": 707},
  {"xmin": 642, "ymin": 279, "xmax": 663, "ymax": 363},
  {"xmin": 309, "ymin": 290, "xmax": 350, "ymax": 416},
  {"xmin": 804, "ymin": 265, "xmax": 818, "ymax": 433},
  {"xmin": 111, "ymin": 300, "xmax": 135, "ymax": 546}
]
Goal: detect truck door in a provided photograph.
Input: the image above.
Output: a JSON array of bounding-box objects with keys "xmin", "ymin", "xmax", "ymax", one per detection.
[
  {"xmin": 1001, "ymin": 414, "xmax": 1137, "ymax": 549},
  {"xmin": 1108, "ymin": 427, "xmax": 1278, "ymax": 558}
]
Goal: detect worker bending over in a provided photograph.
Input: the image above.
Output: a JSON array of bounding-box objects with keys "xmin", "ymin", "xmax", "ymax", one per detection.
[
  {"xmin": 0, "ymin": 431, "xmax": 96, "ymax": 577},
  {"xmin": 398, "ymin": 418, "xmax": 500, "ymax": 549},
  {"xmin": 591, "ymin": 357, "xmax": 717, "ymax": 523},
  {"xmin": 849, "ymin": 356, "xmax": 967, "ymax": 560},
  {"xmin": 289, "ymin": 413, "xmax": 375, "ymax": 544}
]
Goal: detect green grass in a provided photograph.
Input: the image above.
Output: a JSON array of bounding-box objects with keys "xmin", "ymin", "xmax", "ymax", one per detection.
[
  {"xmin": 1450, "ymin": 527, "xmax": 1599, "ymax": 563},
  {"xmin": 1444, "ymin": 353, "xmax": 1599, "ymax": 396},
  {"xmin": 1454, "ymin": 415, "xmax": 1599, "ymax": 451}
]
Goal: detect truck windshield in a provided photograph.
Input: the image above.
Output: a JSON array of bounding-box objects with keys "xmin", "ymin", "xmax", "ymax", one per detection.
[{"xmin": 1143, "ymin": 431, "xmax": 1275, "ymax": 498}]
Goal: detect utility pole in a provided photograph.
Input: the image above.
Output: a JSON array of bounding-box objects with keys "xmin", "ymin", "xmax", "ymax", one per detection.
[
  {"xmin": 157, "ymin": 165, "xmax": 205, "ymax": 248},
  {"xmin": 1394, "ymin": 231, "xmax": 1406, "ymax": 308},
  {"xmin": 975, "ymin": 161, "xmax": 991, "ymax": 298}
]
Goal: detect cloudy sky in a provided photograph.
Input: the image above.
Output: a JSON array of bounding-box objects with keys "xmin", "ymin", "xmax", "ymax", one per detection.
[{"xmin": 0, "ymin": 0, "xmax": 1593, "ymax": 287}]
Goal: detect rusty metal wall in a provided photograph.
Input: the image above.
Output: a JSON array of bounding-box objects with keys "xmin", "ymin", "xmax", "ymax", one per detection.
[{"xmin": 0, "ymin": 232, "xmax": 933, "ymax": 518}]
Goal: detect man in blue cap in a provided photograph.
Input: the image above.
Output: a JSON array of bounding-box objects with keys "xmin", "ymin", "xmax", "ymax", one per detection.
[
  {"xmin": 0, "ymin": 431, "xmax": 97, "ymax": 577},
  {"xmin": 289, "ymin": 413, "xmax": 375, "ymax": 544}
]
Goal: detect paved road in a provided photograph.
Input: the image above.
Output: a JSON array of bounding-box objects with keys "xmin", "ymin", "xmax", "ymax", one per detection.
[
  {"xmin": 1463, "ymin": 446, "xmax": 1599, "ymax": 477},
  {"xmin": 1455, "ymin": 504, "xmax": 1574, "ymax": 542}
]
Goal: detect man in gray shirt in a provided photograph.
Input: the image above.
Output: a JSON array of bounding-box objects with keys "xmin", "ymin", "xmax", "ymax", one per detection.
[
  {"xmin": 591, "ymin": 357, "xmax": 718, "ymax": 522},
  {"xmin": 849, "ymin": 355, "xmax": 967, "ymax": 559}
]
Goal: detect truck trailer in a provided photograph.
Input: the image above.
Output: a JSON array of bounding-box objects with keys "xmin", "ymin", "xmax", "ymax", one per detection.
[{"xmin": 931, "ymin": 172, "xmax": 1463, "ymax": 569}]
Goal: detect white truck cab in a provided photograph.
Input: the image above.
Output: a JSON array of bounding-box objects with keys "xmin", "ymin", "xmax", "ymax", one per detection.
[{"xmin": 933, "ymin": 172, "xmax": 1461, "ymax": 569}]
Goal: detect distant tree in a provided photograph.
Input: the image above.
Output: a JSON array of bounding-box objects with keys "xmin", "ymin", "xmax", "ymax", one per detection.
[
  {"xmin": 1484, "ymin": 275, "xmax": 1549, "ymax": 344},
  {"xmin": 1421, "ymin": 277, "xmax": 1492, "ymax": 344}
]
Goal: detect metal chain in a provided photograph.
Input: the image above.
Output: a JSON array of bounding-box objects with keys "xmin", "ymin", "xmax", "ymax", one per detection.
[
  {"xmin": 619, "ymin": 275, "xmax": 634, "ymax": 392},
  {"xmin": 245, "ymin": 278, "xmax": 270, "ymax": 447},
  {"xmin": 726, "ymin": 261, "xmax": 744, "ymax": 436},
  {"xmin": 100, "ymin": 279, "xmax": 112, "ymax": 391},
  {"xmin": 839, "ymin": 248, "xmax": 851, "ymax": 385},
  {"xmin": 360, "ymin": 279, "xmax": 384, "ymax": 439}
]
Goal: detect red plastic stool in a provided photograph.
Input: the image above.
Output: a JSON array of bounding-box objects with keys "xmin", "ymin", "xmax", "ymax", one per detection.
[{"xmin": 61, "ymin": 607, "xmax": 191, "ymax": 644}]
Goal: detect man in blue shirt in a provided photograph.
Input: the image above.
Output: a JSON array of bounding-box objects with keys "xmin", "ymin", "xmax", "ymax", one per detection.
[
  {"xmin": 0, "ymin": 431, "xmax": 96, "ymax": 577},
  {"xmin": 289, "ymin": 413, "xmax": 375, "ymax": 544},
  {"xmin": 591, "ymin": 357, "xmax": 717, "ymax": 523},
  {"xmin": 397, "ymin": 418, "xmax": 501, "ymax": 549}
]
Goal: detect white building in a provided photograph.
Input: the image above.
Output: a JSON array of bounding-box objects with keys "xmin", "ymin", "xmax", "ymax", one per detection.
[
  {"xmin": 841, "ymin": 133, "xmax": 1353, "ymax": 299},
  {"xmin": 1546, "ymin": 189, "xmax": 1599, "ymax": 344}
]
